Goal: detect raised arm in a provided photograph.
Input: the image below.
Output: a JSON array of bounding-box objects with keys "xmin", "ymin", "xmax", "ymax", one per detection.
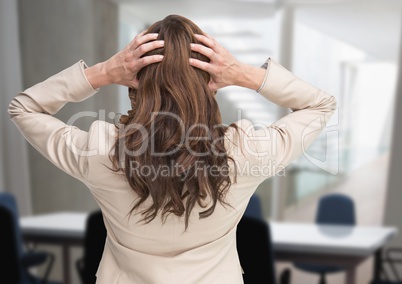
[
  {"xmin": 8, "ymin": 32, "xmax": 164, "ymax": 180},
  {"xmin": 190, "ymin": 33, "xmax": 337, "ymax": 176}
]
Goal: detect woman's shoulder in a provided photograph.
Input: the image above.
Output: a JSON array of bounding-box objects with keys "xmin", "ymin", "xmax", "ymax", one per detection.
[
  {"xmin": 224, "ymin": 119, "xmax": 263, "ymax": 162},
  {"xmin": 86, "ymin": 120, "xmax": 117, "ymax": 156}
]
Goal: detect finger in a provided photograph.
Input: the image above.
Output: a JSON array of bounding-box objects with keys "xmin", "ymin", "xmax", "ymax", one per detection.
[
  {"xmin": 139, "ymin": 54, "xmax": 164, "ymax": 67},
  {"xmin": 202, "ymin": 32, "xmax": 215, "ymax": 41},
  {"xmin": 190, "ymin": 43, "xmax": 214, "ymax": 59},
  {"xmin": 135, "ymin": 40, "xmax": 164, "ymax": 57},
  {"xmin": 189, "ymin": 58, "xmax": 213, "ymax": 73},
  {"xmin": 132, "ymin": 33, "xmax": 159, "ymax": 48},
  {"xmin": 129, "ymin": 30, "xmax": 147, "ymax": 45},
  {"xmin": 135, "ymin": 29, "xmax": 152, "ymax": 40},
  {"xmin": 196, "ymin": 31, "xmax": 212, "ymax": 39},
  {"xmin": 137, "ymin": 30, "xmax": 147, "ymax": 37},
  {"xmin": 194, "ymin": 34, "xmax": 216, "ymax": 50}
]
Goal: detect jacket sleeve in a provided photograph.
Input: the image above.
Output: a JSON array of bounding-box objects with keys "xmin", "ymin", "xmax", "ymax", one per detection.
[
  {"xmin": 8, "ymin": 60, "xmax": 99, "ymax": 181},
  {"xmin": 230, "ymin": 58, "xmax": 337, "ymax": 177}
]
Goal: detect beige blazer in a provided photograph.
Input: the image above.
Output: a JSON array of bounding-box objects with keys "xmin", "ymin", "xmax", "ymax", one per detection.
[{"xmin": 9, "ymin": 59, "xmax": 336, "ymax": 284}]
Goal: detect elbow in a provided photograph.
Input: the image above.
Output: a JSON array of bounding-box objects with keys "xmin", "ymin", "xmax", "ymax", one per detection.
[
  {"xmin": 8, "ymin": 97, "xmax": 23, "ymax": 119},
  {"xmin": 329, "ymin": 95, "xmax": 337, "ymax": 110},
  {"xmin": 318, "ymin": 93, "xmax": 337, "ymax": 112},
  {"xmin": 323, "ymin": 95, "xmax": 337, "ymax": 124}
]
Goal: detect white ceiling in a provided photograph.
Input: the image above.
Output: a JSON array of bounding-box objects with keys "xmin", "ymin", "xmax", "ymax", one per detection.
[
  {"xmin": 118, "ymin": 0, "xmax": 402, "ymax": 62},
  {"xmin": 296, "ymin": 0, "xmax": 402, "ymax": 62},
  {"xmin": 118, "ymin": 0, "xmax": 277, "ymax": 23}
]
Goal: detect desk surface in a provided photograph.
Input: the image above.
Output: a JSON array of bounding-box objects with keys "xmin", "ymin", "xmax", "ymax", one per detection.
[
  {"xmin": 20, "ymin": 212, "xmax": 398, "ymax": 257},
  {"xmin": 271, "ymin": 221, "xmax": 397, "ymax": 257},
  {"xmin": 20, "ymin": 212, "xmax": 87, "ymax": 238}
]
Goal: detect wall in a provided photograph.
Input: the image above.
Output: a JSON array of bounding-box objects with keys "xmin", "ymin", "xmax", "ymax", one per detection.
[
  {"xmin": 18, "ymin": 0, "xmax": 118, "ymax": 214},
  {"xmin": 0, "ymin": 0, "xmax": 32, "ymax": 214}
]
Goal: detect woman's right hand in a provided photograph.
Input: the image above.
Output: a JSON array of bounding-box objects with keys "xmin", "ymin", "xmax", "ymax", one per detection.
[
  {"xmin": 85, "ymin": 31, "xmax": 164, "ymax": 90},
  {"xmin": 103, "ymin": 31, "xmax": 164, "ymax": 88},
  {"xmin": 189, "ymin": 33, "xmax": 265, "ymax": 92}
]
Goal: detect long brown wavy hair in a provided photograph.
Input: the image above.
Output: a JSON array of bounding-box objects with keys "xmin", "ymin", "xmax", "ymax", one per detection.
[{"xmin": 111, "ymin": 15, "xmax": 237, "ymax": 229}]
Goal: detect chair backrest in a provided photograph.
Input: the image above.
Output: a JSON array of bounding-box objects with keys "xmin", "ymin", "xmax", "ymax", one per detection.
[
  {"xmin": 82, "ymin": 210, "xmax": 107, "ymax": 284},
  {"xmin": 316, "ymin": 193, "xmax": 356, "ymax": 225},
  {"xmin": 236, "ymin": 216, "xmax": 276, "ymax": 284},
  {"xmin": 244, "ymin": 194, "xmax": 264, "ymax": 220},
  {"xmin": 0, "ymin": 206, "xmax": 21, "ymax": 284},
  {"xmin": 0, "ymin": 193, "xmax": 24, "ymax": 257}
]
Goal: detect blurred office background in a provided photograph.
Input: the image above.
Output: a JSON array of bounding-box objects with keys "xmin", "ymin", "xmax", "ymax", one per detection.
[{"xmin": 1, "ymin": 0, "xmax": 402, "ymax": 283}]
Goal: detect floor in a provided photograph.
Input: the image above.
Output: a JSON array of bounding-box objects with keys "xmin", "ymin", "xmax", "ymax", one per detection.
[{"xmin": 275, "ymin": 153, "xmax": 390, "ymax": 284}]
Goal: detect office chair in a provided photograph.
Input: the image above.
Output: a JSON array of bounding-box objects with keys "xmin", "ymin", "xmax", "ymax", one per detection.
[
  {"xmin": 0, "ymin": 192, "xmax": 55, "ymax": 284},
  {"xmin": 0, "ymin": 206, "xmax": 57, "ymax": 284},
  {"xmin": 293, "ymin": 193, "xmax": 356, "ymax": 284},
  {"xmin": 237, "ymin": 216, "xmax": 291, "ymax": 284},
  {"xmin": 0, "ymin": 206, "xmax": 21, "ymax": 283},
  {"xmin": 244, "ymin": 194, "xmax": 264, "ymax": 220},
  {"xmin": 76, "ymin": 210, "xmax": 107, "ymax": 284}
]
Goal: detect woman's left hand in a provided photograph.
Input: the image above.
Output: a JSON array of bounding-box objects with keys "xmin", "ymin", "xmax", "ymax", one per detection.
[
  {"xmin": 189, "ymin": 33, "xmax": 265, "ymax": 92},
  {"xmin": 85, "ymin": 31, "xmax": 164, "ymax": 89}
]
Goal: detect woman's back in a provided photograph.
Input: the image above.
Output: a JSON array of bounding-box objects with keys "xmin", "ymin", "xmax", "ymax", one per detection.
[
  {"xmin": 9, "ymin": 15, "xmax": 336, "ymax": 284},
  {"xmin": 84, "ymin": 120, "xmax": 261, "ymax": 283}
]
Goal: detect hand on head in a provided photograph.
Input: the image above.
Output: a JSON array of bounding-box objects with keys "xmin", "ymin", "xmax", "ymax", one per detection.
[
  {"xmin": 86, "ymin": 16, "xmax": 262, "ymax": 92},
  {"xmin": 103, "ymin": 29, "xmax": 241, "ymax": 92},
  {"xmin": 103, "ymin": 30, "xmax": 164, "ymax": 88},
  {"xmin": 189, "ymin": 33, "xmax": 242, "ymax": 92}
]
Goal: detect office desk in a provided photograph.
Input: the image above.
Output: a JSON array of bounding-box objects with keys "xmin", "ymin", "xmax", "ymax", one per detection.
[
  {"xmin": 270, "ymin": 222, "xmax": 398, "ymax": 284},
  {"xmin": 20, "ymin": 212, "xmax": 87, "ymax": 284}
]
